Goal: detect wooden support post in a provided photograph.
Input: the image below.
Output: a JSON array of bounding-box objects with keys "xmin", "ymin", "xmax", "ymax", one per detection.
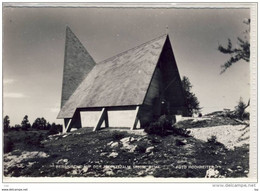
[
  {"xmin": 104, "ymin": 109, "xmax": 109, "ymax": 128},
  {"xmin": 63, "ymin": 118, "xmax": 72, "ymax": 133},
  {"xmin": 131, "ymin": 106, "xmax": 140, "ymax": 130},
  {"xmin": 93, "ymin": 108, "xmax": 107, "ymax": 131},
  {"xmin": 64, "ymin": 118, "xmax": 71, "ymax": 127},
  {"xmin": 66, "ymin": 109, "xmax": 82, "ymax": 133}
]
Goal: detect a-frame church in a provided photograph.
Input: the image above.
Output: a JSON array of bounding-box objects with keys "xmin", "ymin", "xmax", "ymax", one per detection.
[{"xmin": 57, "ymin": 27, "xmax": 188, "ymax": 133}]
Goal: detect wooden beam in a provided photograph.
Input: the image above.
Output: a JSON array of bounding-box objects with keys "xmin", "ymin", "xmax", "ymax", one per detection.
[
  {"xmin": 63, "ymin": 119, "xmax": 72, "ymax": 133},
  {"xmin": 131, "ymin": 106, "xmax": 140, "ymax": 130},
  {"xmin": 63, "ymin": 118, "xmax": 71, "ymax": 133},
  {"xmin": 66, "ymin": 109, "xmax": 82, "ymax": 132},
  {"xmin": 64, "ymin": 118, "xmax": 71, "ymax": 127},
  {"xmin": 104, "ymin": 109, "xmax": 109, "ymax": 128},
  {"xmin": 93, "ymin": 108, "xmax": 107, "ymax": 131},
  {"xmin": 77, "ymin": 105, "xmax": 138, "ymax": 112}
]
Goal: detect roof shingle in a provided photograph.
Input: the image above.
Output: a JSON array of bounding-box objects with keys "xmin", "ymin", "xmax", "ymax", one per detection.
[{"xmin": 58, "ymin": 34, "xmax": 167, "ymax": 119}]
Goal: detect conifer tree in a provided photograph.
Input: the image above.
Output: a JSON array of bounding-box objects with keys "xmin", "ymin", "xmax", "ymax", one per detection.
[
  {"xmin": 181, "ymin": 76, "xmax": 201, "ymax": 116},
  {"xmin": 218, "ymin": 19, "xmax": 250, "ymax": 73}
]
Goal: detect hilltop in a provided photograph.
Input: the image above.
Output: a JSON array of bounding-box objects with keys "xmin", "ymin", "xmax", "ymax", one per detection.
[{"xmin": 4, "ymin": 115, "xmax": 249, "ymax": 178}]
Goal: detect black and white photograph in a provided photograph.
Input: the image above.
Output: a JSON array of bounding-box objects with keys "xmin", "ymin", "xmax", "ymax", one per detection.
[{"xmin": 2, "ymin": 2, "xmax": 257, "ymax": 185}]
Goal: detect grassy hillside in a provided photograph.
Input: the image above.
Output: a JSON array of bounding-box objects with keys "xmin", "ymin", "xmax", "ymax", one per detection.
[{"xmin": 4, "ymin": 121, "xmax": 249, "ymax": 178}]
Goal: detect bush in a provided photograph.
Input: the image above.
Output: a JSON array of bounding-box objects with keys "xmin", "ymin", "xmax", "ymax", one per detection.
[
  {"xmin": 207, "ymin": 135, "xmax": 218, "ymax": 144},
  {"xmin": 48, "ymin": 123, "xmax": 62, "ymax": 135},
  {"xmin": 172, "ymin": 126, "xmax": 191, "ymax": 137},
  {"xmin": 201, "ymin": 135, "xmax": 227, "ymax": 156},
  {"xmin": 25, "ymin": 134, "xmax": 44, "ymax": 148},
  {"xmin": 206, "ymin": 135, "xmax": 224, "ymax": 147},
  {"xmin": 144, "ymin": 115, "xmax": 173, "ymax": 136},
  {"xmin": 4, "ymin": 137, "xmax": 14, "ymax": 153},
  {"xmin": 144, "ymin": 115, "xmax": 190, "ymax": 137},
  {"xmin": 148, "ymin": 136, "xmax": 162, "ymax": 144},
  {"xmin": 135, "ymin": 144, "xmax": 147, "ymax": 153},
  {"xmin": 13, "ymin": 125, "xmax": 22, "ymax": 131},
  {"xmin": 234, "ymin": 98, "xmax": 250, "ymax": 121},
  {"xmin": 111, "ymin": 131, "xmax": 126, "ymax": 141}
]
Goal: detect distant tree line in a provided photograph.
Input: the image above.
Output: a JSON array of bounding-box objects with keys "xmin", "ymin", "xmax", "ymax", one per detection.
[{"xmin": 3, "ymin": 115, "xmax": 62, "ymax": 135}]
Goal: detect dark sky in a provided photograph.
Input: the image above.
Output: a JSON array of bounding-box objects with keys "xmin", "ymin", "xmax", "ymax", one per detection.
[{"xmin": 3, "ymin": 5, "xmax": 250, "ymax": 125}]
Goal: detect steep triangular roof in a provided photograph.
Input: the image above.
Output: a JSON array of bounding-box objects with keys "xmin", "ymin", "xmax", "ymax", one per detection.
[
  {"xmin": 60, "ymin": 27, "xmax": 96, "ymax": 108},
  {"xmin": 58, "ymin": 34, "xmax": 168, "ymax": 119}
]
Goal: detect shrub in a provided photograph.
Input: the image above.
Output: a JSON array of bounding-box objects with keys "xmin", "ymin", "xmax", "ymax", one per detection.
[
  {"xmin": 207, "ymin": 135, "xmax": 218, "ymax": 144},
  {"xmin": 149, "ymin": 136, "xmax": 161, "ymax": 144},
  {"xmin": 234, "ymin": 98, "xmax": 250, "ymax": 121},
  {"xmin": 3, "ymin": 115, "xmax": 10, "ymax": 133},
  {"xmin": 200, "ymin": 135, "xmax": 227, "ymax": 157},
  {"xmin": 25, "ymin": 134, "xmax": 44, "ymax": 148},
  {"xmin": 9, "ymin": 166, "xmax": 21, "ymax": 177},
  {"xmin": 4, "ymin": 137, "xmax": 14, "ymax": 153},
  {"xmin": 48, "ymin": 123, "xmax": 62, "ymax": 135},
  {"xmin": 13, "ymin": 125, "xmax": 21, "ymax": 131},
  {"xmin": 172, "ymin": 126, "xmax": 191, "ymax": 137},
  {"xmin": 111, "ymin": 131, "xmax": 126, "ymax": 141},
  {"xmin": 135, "ymin": 144, "xmax": 147, "ymax": 153},
  {"xmin": 144, "ymin": 115, "xmax": 190, "ymax": 137},
  {"xmin": 144, "ymin": 115, "xmax": 173, "ymax": 136}
]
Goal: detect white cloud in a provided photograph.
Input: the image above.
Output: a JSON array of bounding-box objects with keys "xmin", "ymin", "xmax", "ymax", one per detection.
[
  {"xmin": 4, "ymin": 93, "xmax": 28, "ymax": 98},
  {"xmin": 3, "ymin": 79, "xmax": 15, "ymax": 84}
]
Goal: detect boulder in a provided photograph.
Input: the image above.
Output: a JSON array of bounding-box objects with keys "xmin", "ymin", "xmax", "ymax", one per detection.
[
  {"xmin": 71, "ymin": 169, "xmax": 78, "ymax": 175},
  {"xmin": 82, "ymin": 166, "xmax": 89, "ymax": 173},
  {"xmin": 149, "ymin": 152, "xmax": 154, "ymax": 156},
  {"xmin": 129, "ymin": 145, "xmax": 137, "ymax": 153},
  {"xmin": 107, "ymin": 141, "xmax": 114, "ymax": 146},
  {"xmin": 110, "ymin": 142, "xmax": 119, "ymax": 148},
  {"xmin": 108, "ymin": 152, "xmax": 118, "ymax": 158},
  {"xmin": 100, "ymin": 152, "xmax": 107, "ymax": 157},
  {"xmin": 120, "ymin": 137, "xmax": 131, "ymax": 144},
  {"xmin": 103, "ymin": 165, "xmax": 113, "ymax": 172},
  {"xmin": 205, "ymin": 167, "xmax": 221, "ymax": 178},
  {"xmin": 57, "ymin": 158, "xmax": 69, "ymax": 165},
  {"xmin": 137, "ymin": 170, "xmax": 145, "ymax": 176},
  {"xmin": 145, "ymin": 146, "xmax": 154, "ymax": 153},
  {"xmin": 105, "ymin": 170, "xmax": 114, "ymax": 176},
  {"xmin": 120, "ymin": 138, "xmax": 137, "ymax": 152}
]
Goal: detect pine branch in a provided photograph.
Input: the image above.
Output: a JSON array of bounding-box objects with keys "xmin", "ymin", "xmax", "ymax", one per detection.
[{"xmin": 218, "ymin": 19, "xmax": 250, "ymax": 74}]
